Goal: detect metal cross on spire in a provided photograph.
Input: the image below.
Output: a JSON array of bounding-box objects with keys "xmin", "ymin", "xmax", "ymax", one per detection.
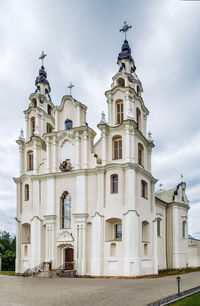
[
  {"xmin": 159, "ymin": 183, "xmax": 163, "ymax": 189},
  {"xmin": 181, "ymin": 174, "xmax": 184, "ymax": 180},
  {"xmin": 39, "ymin": 51, "xmax": 47, "ymax": 66},
  {"xmin": 68, "ymin": 82, "xmax": 75, "ymax": 96},
  {"xmin": 119, "ymin": 21, "xmax": 132, "ymax": 40}
]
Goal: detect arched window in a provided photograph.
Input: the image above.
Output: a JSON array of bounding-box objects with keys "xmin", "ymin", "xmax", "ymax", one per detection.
[
  {"xmin": 61, "ymin": 192, "xmax": 72, "ymax": 229},
  {"xmin": 182, "ymin": 189, "xmax": 185, "ymax": 202},
  {"xmin": 112, "ymin": 136, "xmax": 122, "ymax": 160},
  {"xmin": 25, "ymin": 184, "xmax": 29, "ymax": 201},
  {"xmin": 47, "ymin": 123, "xmax": 53, "ymax": 133},
  {"xmin": 141, "ymin": 180, "xmax": 148, "ymax": 199},
  {"xmin": 182, "ymin": 221, "xmax": 186, "ymax": 239},
  {"xmin": 47, "ymin": 104, "xmax": 52, "ymax": 115},
  {"xmin": 27, "ymin": 151, "xmax": 33, "ymax": 171},
  {"xmin": 115, "ymin": 100, "xmax": 123, "ymax": 124},
  {"xmin": 138, "ymin": 143, "xmax": 144, "ymax": 166},
  {"xmin": 31, "ymin": 117, "xmax": 35, "ymax": 136},
  {"xmin": 117, "ymin": 77, "xmax": 125, "ymax": 87},
  {"xmin": 142, "ymin": 221, "xmax": 149, "ymax": 242},
  {"xmin": 157, "ymin": 219, "xmax": 161, "ymax": 237},
  {"xmin": 110, "ymin": 243, "xmax": 116, "ymax": 256},
  {"xmin": 136, "ymin": 108, "xmax": 141, "ymax": 131},
  {"xmin": 32, "ymin": 98, "xmax": 37, "ymax": 108},
  {"xmin": 111, "ymin": 174, "xmax": 118, "ymax": 193}
]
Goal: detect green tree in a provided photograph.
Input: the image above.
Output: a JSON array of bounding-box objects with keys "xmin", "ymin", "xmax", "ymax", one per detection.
[{"xmin": 0, "ymin": 231, "xmax": 16, "ymax": 271}]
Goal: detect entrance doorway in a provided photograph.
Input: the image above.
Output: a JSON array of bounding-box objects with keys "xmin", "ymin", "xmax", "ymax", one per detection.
[{"xmin": 64, "ymin": 248, "xmax": 74, "ymax": 270}]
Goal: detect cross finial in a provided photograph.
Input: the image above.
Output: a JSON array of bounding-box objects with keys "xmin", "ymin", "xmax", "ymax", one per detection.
[
  {"xmin": 119, "ymin": 21, "xmax": 132, "ymax": 40},
  {"xmin": 67, "ymin": 82, "xmax": 75, "ymax": 96},
  {"xmin": 181, "ymin": 174, "xmax": 184, "ymax": 180},
  {"xmin": 159, "ymin": 183, "xmax": 163, "ymax": 189},
  {"xmin": 39, "ymin": 51, "xmax": 47, "ymax": 66}
]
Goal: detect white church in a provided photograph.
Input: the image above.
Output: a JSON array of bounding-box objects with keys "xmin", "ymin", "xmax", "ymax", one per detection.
[{"xmin": 14, "ymin": 26, "xmax": 192, "ymax": 276}]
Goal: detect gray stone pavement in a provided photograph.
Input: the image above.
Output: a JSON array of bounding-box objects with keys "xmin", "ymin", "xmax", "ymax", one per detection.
[{"xmin": 0, "ymin": 272, "xmax": 200, "ymax": 306}]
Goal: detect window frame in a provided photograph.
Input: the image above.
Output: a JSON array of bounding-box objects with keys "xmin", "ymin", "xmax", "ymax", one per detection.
[
  {"xmin": 27, "ymin": 151, "xmax": 33, "ymax": 171},
  {"xmin": 61, "ymin": 192, "xmax": 72, "ymax": 229},
  {"xmin": 136, "ymin": 108, "xmax": 141, "ymax": 131},
  {"xmin": 30, "ymin": 117, "xmax": 35, "ymax": 137},
  {"xmin": 115, "ymin": 100, "xmax": 124, "ymax": 125},
  {"xmin": 114, "ymin": 223, "xmax": 122, "ymax": 240},
  {"xmin": 112, "ymin": 136, "xmax": 122, "ymax": 160},
  {"xmin": 182, "ymin": 221, "xmax": 186, "ymax": 239},
  {"xmin": 111, "ymin": 174, "xmax": 118, "ymax": 193},
  {"xmin": 138, "ymin": 143, "xmax": 144, "ymax": 167},
  {"xmin": 25, "ymin": 184, "xmax": 29, "ymax": 201},
  {"xmin": 141, "ymin": 180, "xmax": 148, "ymax": 199},
  {"xmin": 157, "ymin": 219, "xmax": 161, "ymax": 237}
]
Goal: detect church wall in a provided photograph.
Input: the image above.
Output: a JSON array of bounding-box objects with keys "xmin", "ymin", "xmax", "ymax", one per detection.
[{"xmin": 188, "ymin": 238, "xmax": 200, "ymax": 267}]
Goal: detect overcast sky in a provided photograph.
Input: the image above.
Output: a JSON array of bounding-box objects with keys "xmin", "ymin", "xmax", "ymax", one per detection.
[{"xmin": 0, "ymin": 0, "xmax": 200, "ymax": 237}]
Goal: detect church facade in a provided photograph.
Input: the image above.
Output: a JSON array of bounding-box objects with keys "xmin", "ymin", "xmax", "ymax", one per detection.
[{"xmin": 14, "ymin": 37, "xmax": 190, "ymax": 276}]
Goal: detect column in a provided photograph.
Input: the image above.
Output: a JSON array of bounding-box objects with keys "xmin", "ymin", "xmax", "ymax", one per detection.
[
  {"xmin": 91, "ymin": 213, "xmax": 104, "ymax": 276},
  {"xmin": 31, "ymin": 217, "xmax": 42, "ymax": 267},
  {"xmin": 83, "ymin": 130, "xmax": 88, "ymax": 169},
  {"xmin": 77, "ymin": 105, "xmax": 81, "ymax": 126},
  {"xmin": 125, "ymin": 125, "xmax": 130, "ymax": 162},
  {"xmin": 75, "ymin": 131, "xmax": 80, "ymax": 170},
  {"xmin": 107, "ymin": 95, "xmax": 113, "ymax": 125},
  {"xmin": 125, "ymin": 91, "xmax": 130, "ymax": 119},
  {"xmin": 33, "ymin": 140, "xmax": 39, "ymax": 175},
  {"xmin": 34, "ymin": 111, "xmax": 40, "ymax": 136},
  {"xmin": 131, "ymin": 129, "xmax": 135, "ymax": 163},
  {"xmin": 52, "ymin": 136, "xmax": 58, "ymax": 172},
  {"xmin": 42, "ymin": 113, "xmax": 46, "ymax": 135},
  {"xmin": 123, "ymin": 211, "xmax": 140, "ymax": 276},
  {"xmin": 15, "ymin": 218, "xmax": 22, "ymax": 273},
  {"xmin": 125, "ymin": 168, "xmax": 136, "ymax": 210},
  {"xmin": 25, "ymin": 115, "xmax": 29, "ymax": 141},
  {"xmin": 82, "ymin": 223, "xmax": 86, "ymax": 275},
  {"xmin": 148, "ymin": 148, "xmax": 152, "ymax": 172},
  {"xmin": 97, "ymin": 168, "xmax": 105, "ymax": 211},
  {"xmin": 143, "ymin": 114, "xmax": 147, "ymax": 137},
  {"xmin": 19, "ymin": 144, "xmax": 25, "ymax": 176},
  {"xmin": 55, "ymin": 110, "xmax": 58, "ymax": 131},
  {"xmin": 46, "ymin": 137, "xmax": 51, "ymax": 173},
  {"xmin": 153, "ymin": 219, "xmax": 158, "ymax": 274},
  {"xmin": 101, "ymin": 129, "xmax": 107, "ymax": 166}
]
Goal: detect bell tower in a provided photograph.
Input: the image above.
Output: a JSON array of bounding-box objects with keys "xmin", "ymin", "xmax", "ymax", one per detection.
[{"xmin": 24, "ymin": 52, "xmax": 55, "ymax": 140}]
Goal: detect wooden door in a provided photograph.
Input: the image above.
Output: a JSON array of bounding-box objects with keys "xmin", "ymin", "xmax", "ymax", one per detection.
[{"xmin": 65, "ymin": 248, "xmax": 74, "ymax": 270}]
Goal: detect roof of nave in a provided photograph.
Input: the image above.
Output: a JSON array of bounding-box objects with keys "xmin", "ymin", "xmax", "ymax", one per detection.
[{"xmin": 155, "ymin": 188, "xmax": 176, "ymax": 204}]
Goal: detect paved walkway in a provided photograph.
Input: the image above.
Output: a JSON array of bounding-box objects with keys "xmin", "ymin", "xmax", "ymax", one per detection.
[{"xmin": 1, "ymin": 272, "xmax": 200, "ymax": 306}]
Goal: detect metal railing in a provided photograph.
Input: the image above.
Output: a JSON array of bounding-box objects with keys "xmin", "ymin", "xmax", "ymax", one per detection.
[
  {"xmin": 23, "ymin": 261, "xmax": 51, "ymax": 277},
  {"xmin": 49, "ymin": 261, "xmax": 76, "ymax": 278}
]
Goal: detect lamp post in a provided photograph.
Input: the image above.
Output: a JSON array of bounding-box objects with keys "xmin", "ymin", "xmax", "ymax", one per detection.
[{"xmin": 176, "ymin": 276, "xmax": 181, "ymax": 296}]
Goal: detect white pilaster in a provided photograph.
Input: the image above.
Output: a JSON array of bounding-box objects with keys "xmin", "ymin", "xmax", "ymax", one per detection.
[
  {"xmin": 19, "ymin": 144, "xmax": 25, "ymax": 176},
  {"xmin": 125, "ymin": 168, "xmax": 136, "ymax": 210},
  {"xmin": 52, "ymin": 136, "xmax": 58, "ymax": 172},
  {"xmin": 25, "ymin": 115, "xmax": 29, "ymax": 141},
  {"xmin": 102, "ymin": 129, "xmax": 107, "ymax": 166},
  {"xmin": 15, "ymin": 218, "xmax": 22, "ymax": 273},
  {"xmin": 97, "ymin": 168, "xmax": 105, "ymax": 211},
  {"xmin": 83, "ymin": 130, "xmax": 88, "ymax": 169},
  {"xmin": 123, "ymin": 211, "xmax": 140, "ymax": 276},
  {"xmin": 125, "ymin": 125, "xmax": 130, "ymax": 162},
  {"xmin": 33, "ymin": 139, "xmax": 39, "ymax": 175},
  {"xmin": 107, "ymin": 95, "xmax": 113, "ymax": 125},
  {"xmin": 91, "ymin": 213, "xmax": 104, "ymax": 276},
  {"xmin": 153, "ymin": 219, "xmax": 158, "ymax": 274},
  {"xmin": 46, "ymin": 137, "xmax": 51, "ymax": 173},
  {"xmin": 31, "ymin": 217, "xmax": 42, "ymax": 267},
  {"xmin": 75, "ymin": 131, "xmax": 80, "ymax": 170}
]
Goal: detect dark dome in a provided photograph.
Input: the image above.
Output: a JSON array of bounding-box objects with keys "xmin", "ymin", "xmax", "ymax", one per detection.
[
  {"xmin": 35, "ymin": 65, "xmax": 50, "ymax": 88},
  {"xmin": 117, "ymin": 40, "xmax": 134, "ymax": 63}
]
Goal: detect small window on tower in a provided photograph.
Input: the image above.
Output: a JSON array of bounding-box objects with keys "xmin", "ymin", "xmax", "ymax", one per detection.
[
  {"xmin": 141, "ymin": 180, "xmax": 148, "ymax": 199},
  {"xmin": 30, "ymin": 117, "xmax": 35, "ymax": 137},
  {"xmin": 47, "ymin": 105, "xmax": 52, "ymax": 115},
  {"xmin": 32, "ymin": 98, "xmax": 37, "ymax": 108},
  {"xmin": 112, "ymin": 136, "xmax": 122, "ymax": 160},
  {"xmin": 138, "ymin": 143, "xmax": 144, "ymax": 166},
  {"xmin": 136, "ymin": 108, "xmax": 141, "ymax": 131},
  {"xmin": 47, "ymin": 123, "xmax": 53, "ymax": 133},
  {"xmin": 117, "ymin": 77, "xmax": 125, "ymax": 87},
  {"xmin": 27, "ymin": 151, "xmax": 33, "ymax": 171},
  {"xmin": 25, "ymin": 184, "xmax": 29, "ymax": 201},
  {"xmin": 111, "ymin": 174, "xmax": 118, "ymax": 193},
  {"xmin": 115, "ymin": 100, "xmax": 123, "ymax": 124}
]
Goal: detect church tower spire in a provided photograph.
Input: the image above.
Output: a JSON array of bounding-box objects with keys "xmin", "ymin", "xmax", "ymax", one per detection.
[{"xmin": 35, "ymin": 51, "xmax": 51, "ymax": 99}]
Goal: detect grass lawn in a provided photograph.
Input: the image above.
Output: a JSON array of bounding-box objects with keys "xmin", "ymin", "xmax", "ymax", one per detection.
[
  {"xmin": 172, "ymin": 292, "xmax": 200, "ymax": 305},
  {"xmin": 0, "ymin": 271, "xmax": 15, "ymax": 275}
]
